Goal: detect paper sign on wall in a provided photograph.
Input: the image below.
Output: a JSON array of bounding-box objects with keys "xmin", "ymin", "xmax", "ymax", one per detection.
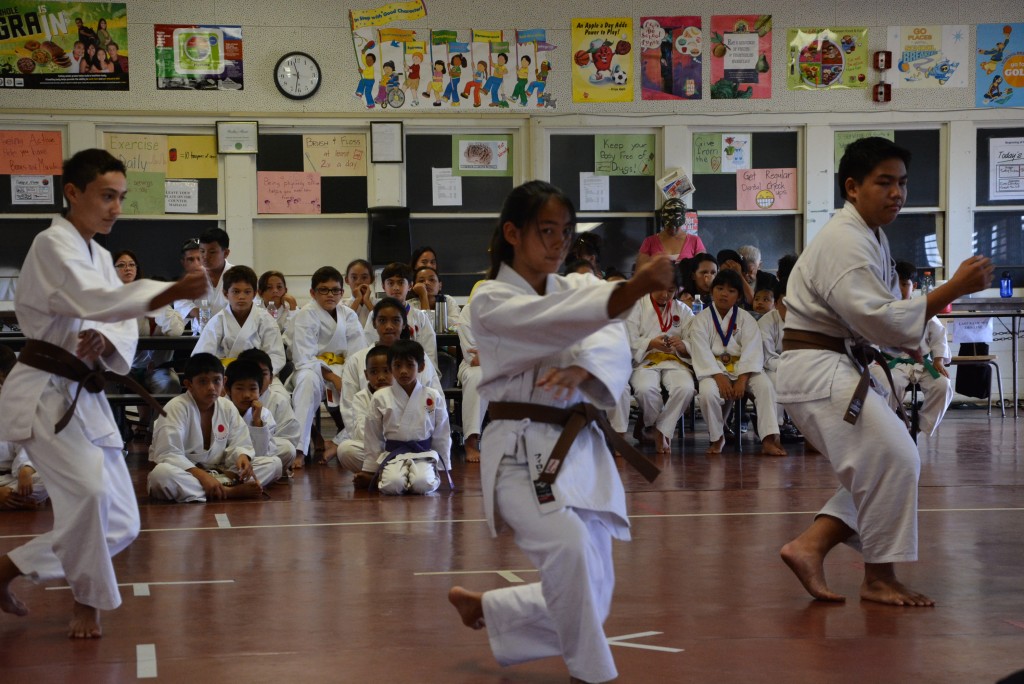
[
  {"xmin": 595, "ymin": 134, "xmax": 655, "ymax": 176},
  {"xmin": 123, "ymin": 172, "xmax": 167, "ymax": 216},
  {"xmin": 580, "ymin": 172, "xmax": 610, "ymax": 210},
  {"xmin": 301, "ymin": 134, "xmax": 367, "ymax": 177},
  {"xmin": 719, "ymin": 134, "xmax": 751, "ymax": 172},
  {"xmin": 431, "ymin": 168, "xmax": 462, "ymax": 206},
  {"xmin": 257, "ymin": 172, "xmax": 322, "ymax": 214},
  {"xmin": 167, "ymin": 135, "xmax": 218, "ymax": 179},
  {"xmin": 989, "ymin": 137, "xmax": 1024, "ymax": 202},
  {"xmin": 165, "ymin": 180, "xmax": 199, "ymax": 213},
  {"xmin": 0, "ymin": 131, "xmax": 62, "ymax": 175},
  {"xmin": 105, "ymin": 133, "xmax": 168, "ymax": 174},
  {"xmin": 951, "ymin": 318, "xmax": 993, "ymax": 344},
  {"xmin": 11, "ymin": 176, "xmax": 54, "ymax": 205},
  {"xmin": 736, "ymin": 168, "xmax": 797, "ymax": 211},
  {"xmin": 834, "ymin": 130, "xmax": 894, "ymax": 167}
]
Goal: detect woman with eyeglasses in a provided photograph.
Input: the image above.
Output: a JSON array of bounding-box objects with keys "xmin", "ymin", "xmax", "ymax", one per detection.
[
  {"xmin": 112, "ymin": 251, "xmax": 185, "ymax": 438},
  {"xmin": 635, "ymin": 197, "xmax": 707, "ymax": 271}
]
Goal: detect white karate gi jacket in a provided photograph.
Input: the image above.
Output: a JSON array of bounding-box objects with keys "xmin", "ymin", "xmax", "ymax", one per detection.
[
  {"xmin": 626, "ymin": 295, "xmax": 694, "ymax": 368},
  {"xmin": 363, "ymin": 381, "xmax": 452, "ymax": 473},
  {"xmin": 149, "ymin": 393, "xmax": 255, "ymax": 471},
  {"xmin": 472, "ymin": 264, "xmax": 632, "ymax": 537},
  {"xmin": 0, "ymin": 440, "xmax": 31, "ymax": 475},
  {"xmin": 758, "ymin": 309, "xmax": 784, "ymax": 374},
  {"xmin": 261, "ymin": 383, "xmax": 301, "ymax": 452},
  {"xmin": 688, "ymin": 305, "xmax": 765, "ymax": 381},
  {"xmin": 363, "ymin": 304, "xmax": 438, "ymax": 368},
  {"xmin": 194, "ymin": 305, "xmax": 286, "ymax": 374},
  {"xmin": 291, "ymin": 301, "xmax": 366, "ymax": 374}
]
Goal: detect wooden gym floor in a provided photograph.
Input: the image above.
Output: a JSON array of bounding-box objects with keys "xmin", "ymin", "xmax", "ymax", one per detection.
[{"xmin": 0, "ymin": 408, "xmax": 1022, "ymax": 683}]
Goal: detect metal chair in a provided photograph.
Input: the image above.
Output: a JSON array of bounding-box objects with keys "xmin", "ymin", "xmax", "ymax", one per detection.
[{"xmin": 948, "ymin": 355, "xmax": 1005, "ymax": 417}]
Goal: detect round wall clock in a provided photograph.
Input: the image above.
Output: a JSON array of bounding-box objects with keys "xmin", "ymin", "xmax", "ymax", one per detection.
[{"xmin": 274, "ymin": 52, "xmax": 322, "ymax": 100}]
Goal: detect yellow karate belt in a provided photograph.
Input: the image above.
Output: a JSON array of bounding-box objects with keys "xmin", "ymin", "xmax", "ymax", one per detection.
[
  {"xmin": 644, "ymin": 351, "xmax": 683, "ymax": 367},
  {"xmin": 719, "ymin": 353, "xmax": 739, "ymax": 374},
  {"xmin": 317, "ymin": 352, "xmax": 346, "ymax": 366},
  {"xmin": 221, "ymin": 357, "xmax": 237, "ymax": 368}
]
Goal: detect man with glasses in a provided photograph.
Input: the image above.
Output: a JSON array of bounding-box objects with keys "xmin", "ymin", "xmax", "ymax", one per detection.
[{"xmin": 173, "ymin": 239, "xmax": 205, "ymax": 329}]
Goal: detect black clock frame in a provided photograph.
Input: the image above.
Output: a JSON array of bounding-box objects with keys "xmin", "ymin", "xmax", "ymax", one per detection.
[{"xmin": 274, "ymin": 51, "xmax": 322, "ymax": 100}]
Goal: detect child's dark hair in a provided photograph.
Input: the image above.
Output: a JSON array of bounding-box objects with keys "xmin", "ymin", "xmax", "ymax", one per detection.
[
  {"xmin": 62, "ymin": 149, "xmax": 126, "ymax": 210},
  {"xmin": 570, "ymin": 232, "xmax": 601, "ymax": 261},
  {"xmin": 345, "ymin": 258, "xmax": 372, "ymax": 279},
  {"xmin": 223, "ymin": 265, "xmax": 258, "ymax": 292},
  {"xmin": 521, "ymin": 54, "xmax": 531, "ymax": 64},
  {"xmin": 434, "ymin": 59, "xmax": 446, "ymax": 74},
  {"xmin": 488, "ymin": 180, "xmax": 576, "ymax": 279},
  {"xmin": 838, "ymin": 137, "xmax": 912, "ymax": 200},
  {"xmin": 409, "ymin": 246, "xmax": 437, "ymax": 269},
  {"xmin": 895, "ymin": 260, "xmax": 917, "ymax": 282},
  {"xmin": 383, "ymin": 60, "xmax": 396, "ymax": 71},
  {"xmin": 776, "ymin": 253, "xmax": 798, "ymax": 287},
  {"xmin": 564, "ymin": 258, "xmax": 596, "ymax": 276},
  {"xmin": 311, "ymin": 265, "xmax": 343, "ymax": 288},
  {"xmin": 381, "ymin": 262, "xmax": 413, "ymax": 284},
  {"xmin": 237, "ymin": 347, "xmax": 273, "ymax": 373},
  {"xmin": 112, "ymin": 250, "xmax": 141, "ymax": 279},
  {"xmin": 366, "ymin": 344, "xmax": 390, "ymax": 364},
  {"xmin": 0, "ymin": 343, "xmax": 16, "ymax": 376},
  {"xmin": 388, "ymin": 339, "xmax": 425, "ymax": 368},
  {"xmin": 199, "ymin": 227, "xmax": 230, "ymax": 250},
  {"xmin": 711, "ymin": 268, "xmax": 745, "ymax": 293},
  {"xmin": 372, "ymin": 297, "xmax": 412, "ymax": 340},
  {"xmin": 678, "ymin": 252, "xmax": 718, "ymax": 295},
  {"xmin": 225, "ymin": 359, "xmax": 264, "ymax": 389},
  {"xmin": 183, "ymin": 353, "xmax": 224, "ymax": 380},
  {"xmin": 414, "ymin": 265, "xmax": 439, "ymax": 282},
  {"xmin": 257, "ymin": 270, "xmax": 287, "ymax": 293},
  {"xmin": 754, "ymin": 284, "xmax": 775, "ymax": 299}
]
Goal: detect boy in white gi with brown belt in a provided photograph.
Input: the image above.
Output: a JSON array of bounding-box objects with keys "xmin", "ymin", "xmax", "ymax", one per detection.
[
  {"xmin": 0, "ymin": 149, "xmax": 207, "ymax": 637},
  {"xmin": 779, "ymin": 137, "xmax": 992, "ymax": 606}
]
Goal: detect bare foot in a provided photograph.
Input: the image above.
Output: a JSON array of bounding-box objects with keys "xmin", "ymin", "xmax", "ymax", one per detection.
[
  {"xmin": 465, "ymin": 436, "xmax": 480, "ymax": 463},
  {"xmin": 318, "ymin": 442, "xmax": 338, "ymax": 465},
  {"xmin": 706, "ymin": 436, "xmax": 726, "ymax": 454},
  {"xmin": 68, "ymin": 601, "xmax": 102, "ymax": 638},
  {"xmin": 861, "ymin": 568, "xmax": 934, "ymax": 607},
  {"xmin": 0, "ymin": 555, "xmax": 27, "ymax": 617},
  {"xmin": 780, "ymin": 539, "xmax": 846, "ymax": 602},
  {"xmin": 653, "ymin": 429, "xmax": 671, "ymax": 453},
  {"xmin": 293, "ymin": 452, "xmax": 305, "ymax": 470},
  {"xmin": 224, "ymin": 482, "xmax": 263, "ymax": 499},
  {"xmin": 448, "ymin": 586, "xmax": 485, "ymax": 629},
  {"xmin": 761, "ymin": 434, "xmax": 788, "ymax": 457}
]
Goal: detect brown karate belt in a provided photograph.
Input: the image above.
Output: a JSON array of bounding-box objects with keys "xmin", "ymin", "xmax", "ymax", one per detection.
[
  {"xmin": 488, "ymin": 401, "xmax": 661, "ymax": 484},
  {"xmin": 17, "ymin": 338, "xmax": 168, "ymax": 434},
  {"xmin": 781, "ymin": 329, "xmax": 908, "ymax": 428}
]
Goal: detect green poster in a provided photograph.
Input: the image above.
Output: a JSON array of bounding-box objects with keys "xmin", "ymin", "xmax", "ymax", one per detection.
[
  {"xmin": 834, "ymin": 130, "xmax": 894, "ymax": 167},
  {"xmin": 123, "ymin": 172, "xmax": 166, "ymax": 215},
  {"xmin": 595, "ymin": 134, "xmax": 656, "ymax": 176},
  {"xmin": 692, "ymin": 133, "xmax": 722, "ymax": 174}
]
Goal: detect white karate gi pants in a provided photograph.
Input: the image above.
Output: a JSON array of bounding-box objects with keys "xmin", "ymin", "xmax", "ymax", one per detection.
[
  {"xmin": 7, "ymin": 389, "xmax": 139, "ymax": 611},
  {"xmin": 871, "ymin": 364, "xmax": 953, "ymax": 437},
  {"xmin": 606, "ymin": 386, "xmax": 631, "ymax": 433},
  {"xmin": 763, "ymin": 368, "xmax": 785, "ymax": 424},
  {"xmin": 482, "ymin": 456, "xmax": 618, "ymax": 683},
  {"xmin": 457, "ymin": 364, "xmax": 488, "ymax": 438},
  {"xmin": 697, "ymin": 373, "xmax": 780, "ymax": 441},
  {"xmin": 290, "ymin": 367, "xmax": 323, "ymax": 454},
  {"xmin": 784, "ymin": 361, "xmax": 920, "ymax": 563},
  {"xmin": 337, "ymin": 439, "xmax": 365, "ymax": 474},
  {"xmin": 378, "ymin": 454, "xmax": 440, "ymax": 495},
  {"xmin": 148, "ymin": 456, "xmax": 282, "ymax": 502},
  {"xmin": 630, "ymin": 366, "xmax": 696, "ymax": 437},
  {"xmin": 0, "ymin": 471, "xmax": 48, "ymax": 505}
]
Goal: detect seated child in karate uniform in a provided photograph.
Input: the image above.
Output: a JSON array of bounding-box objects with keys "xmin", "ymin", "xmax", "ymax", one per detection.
[
  {"xmin": 333, "ymin": 345, "xmax": 392, "ymax": 485},
  {"xmin": 871, "ymin": 261, "xmax": 954, "ymax": 436},
  {"xmin": 290, "ymin": 266, "xmax": 367, "ymax": 465},
  {"xmin": 225, "ymin": 359, "xmax": 295, "ymax": 473},
  {"xmin": 688, "ymin": 269, "xmax": 787, "ymax": 456},
  {"xmin": 257, "ymin": 270, "xmax": 298, "ymax": 340},
  {"xmin": 363, "ymin": 340, "xmax": 452, "ymax": 495},
  {"xmin": 626, "ymin": 286, "xmax": 696, "ymax": 453},
  {"xmin": 363, "ymin": 262, "xmax": 437, "ymax": 371},
  {"xmin": 0, "ymin": 345, "xmax": 48, "ymax": 509},
  {"xmin": 237, "ymin": 348, "xmax": 301, "ymax": 469},
  {"xmin": 193, "ymin": 265, "xmax": 286, "ymax": 376},
  {"xmin": 148, "ymin": 353, "xmax": 281, "ymax": 502},
  {"xmin": 342, "ymin": 258, "xmax": 376, "ymax": 328},
  {"xmin": 750, "ymin": 283, "xmax": 775, "ymax": 321}
]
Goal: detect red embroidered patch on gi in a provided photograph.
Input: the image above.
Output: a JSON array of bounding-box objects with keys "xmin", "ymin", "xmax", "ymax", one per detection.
[
  {"xmin": 217, "ymin": 424, "xmax": 225, "ymax": 433},
  {"xmin": 426, "ymin": 398, "xmax": 433, "ymax": 408},
  {"xmin": 672, "ymin": 315, "xmax": 680, "ymax": 323}
]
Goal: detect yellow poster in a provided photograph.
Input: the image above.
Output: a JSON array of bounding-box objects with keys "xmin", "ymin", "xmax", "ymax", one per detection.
[
  {"xmin": 349, "ymin": 0, "xmax": 426, "ymax": 30},
  {"xmin": 104, "ymin": 133, "xmax": 168, "ymax": 174},
  {"xmin": 167, "ymin": 135, "xmax": 218, "ymax": 179},
  {"xmin": 301, "ymin": 134, "xmax": 367, "ymax": 177},
  {"xmin": 571, "ymin": 18, "xmax": 634, "ymax": 103}
]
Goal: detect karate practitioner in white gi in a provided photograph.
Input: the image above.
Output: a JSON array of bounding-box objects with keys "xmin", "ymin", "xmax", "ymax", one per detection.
[
  {"xmin": 778, "ymin": 137, "xmax": 992, "ymax": 606},
  {"xmin": 0, "ymin": 149, "xmax": 207, "ymax": 637},
  {"xmin": 237, "ymin": 348, "xmax": 302, "ymax": 466},
  {"xmin": 448, "ymin": 181, "xmax": 675, "ymax": 684},
  {"xmin": 225, "ymin": 359, "xmax": 295, "ymax": 472},
  {"xmin": 626, "ymin": 287, "xmax": 695, "ymax": 453},
  {"xmin": 336, "ymin": 346, "xmax": 392, "ymax": 480}
]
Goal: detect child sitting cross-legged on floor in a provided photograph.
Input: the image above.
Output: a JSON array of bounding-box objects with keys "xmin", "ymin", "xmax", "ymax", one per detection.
[
  {"xmin": 224, "ymin": 359, "xmax": 296, "ymax": 474},
  {"xmin": 688, "ymin": 269, "xmax": 787, "ymax": 456},
  {"xmin": 362, "ymin": 340, "xmax": 452, "ymax": 495},
  {"xmin": 148, "ymin": 353, "xmax": 281, "ymax": 502}
]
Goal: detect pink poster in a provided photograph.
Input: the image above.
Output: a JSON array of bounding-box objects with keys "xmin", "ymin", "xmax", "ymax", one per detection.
[
  {"xmin": 736, "ymin": 168, "xmax": 797, "ymax": 211},
  {"xmin": 710, "ymin": 15, "xmax": 772, "ymax": 99},
  {"xmin": 640, "ymin": 16, "xmax": 702, "ymax": 100},
  {"xmin": 257, "ymin": 172, "xmax": 322, "ymax": 214}
]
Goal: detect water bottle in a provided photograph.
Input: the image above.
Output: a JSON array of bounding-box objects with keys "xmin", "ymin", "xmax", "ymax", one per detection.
[
  {"xmin": 435, "ymin": 297, "xmax": 448, "ymax": 332},
  {"xmin": 921, "ymin": 270, "xmax": 934, "ymax": 294},
  {"xmin": 1000, "ymin": 271, "xmax": 1014, "ymax": 298},
  {"xmin": 266, "ymin": 300, "xmax": 278, "ymax": 319},
  {"xmin": 692, "ymin": 298, "xmax": 704, "ymax": 315},
  {"xmin": 197, "ymin": 299, "xmax": 211, "ymax": 333}
]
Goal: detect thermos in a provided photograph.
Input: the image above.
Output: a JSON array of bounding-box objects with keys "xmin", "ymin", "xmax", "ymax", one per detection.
[{"xmin": 435, "ymin": 297, "xmax": 448, "ymax": 332}]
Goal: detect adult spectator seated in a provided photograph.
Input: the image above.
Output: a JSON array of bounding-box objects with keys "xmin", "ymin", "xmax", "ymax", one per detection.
[
  {"xmin": 636, "ymin": 198, "xmax": 706, "ymax": 269},
  {"xmin": 738, "ymin": 245, "xmax": 780, "ymax": 296}
]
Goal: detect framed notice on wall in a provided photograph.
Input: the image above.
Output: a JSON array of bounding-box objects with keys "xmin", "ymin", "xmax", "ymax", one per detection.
[
  {"xmin": 370, "ymin": 122, "xmax": 404, "ymax": 163},
  {"xmin": 217, "ymin": 121, "xmax": 259, "ymax": 154}
]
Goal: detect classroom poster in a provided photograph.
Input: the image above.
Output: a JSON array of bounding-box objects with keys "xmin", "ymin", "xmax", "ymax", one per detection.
[
  {"xmin": 834, "ymin": 130, "xmax": 894, "ymax": 167},
  {"xmin": 887, "ymin": 25, "xmax": 968, "ymax": 88},
  {"xmin": 154, "ymin": 24, "xmax": 243, "ymax": 90},
  {"xmin": 736, "ymin": 168, "xmax": 797, "ymax": 211},
  {"xmin": 0, "ymin": 1, "xmax": 128, "ymax": 90},
  {"xmin": 104, "ymin": 132, "xmax": 167, "ymax": 216},
  {"xmin": 348, "ymin": 0, "xmax": 427, "ymax": 28},
  {"xmin": 976, "ymin": 23, "xmax": 1024, "ymax": 108},
  {"xmin": 640, "ymin": 16, "xmax": 702, "ymax": 101},
  {"xmin": 11, "ymin": 175, "xmax": 53, "ymax": 205},
  {"xmin": 0, "ymin": 130, "xmax": 62, "ymax": 175},
  {"xmin": 988, "ymin": 137, "xmax": 1024, "ymax": 202},
  {"xmin": 257, "ymin": 172, "xmax": 322, "ymax": 214},
  {"xmin": 594, "ymin": 134, "xmax": 655, "ymax": 176},
  {"xmin": 571, "ymin": 18, "xmax": 633, "ymax": 103},
  {"xmin": 514, "ymin": 29, "xmax": 556, "ymax": 108},
  {"xmin": 301, "ymin": 134, "xmax": 367, "ymax": 176},
  {"xmin": 452, "ymin": 135, "xmax": 512, "ymax": 176},
  {"xmin": 787, "ymin": 27, "xmax": 869, "ymax": 90},
  {"xmin": 720, "ymin": 134, "xmax": 751, "ymax": 173},
  {"xmin": 692, "ymin": 133, "xmax": 752, "ymax": 174},
  {"xmin": 166, "ymin": 135, "xmax": 218, "ymax": 179},
  {"xmin": 709, "ymin": 15, "xmax": 772, "ymax": 99}
]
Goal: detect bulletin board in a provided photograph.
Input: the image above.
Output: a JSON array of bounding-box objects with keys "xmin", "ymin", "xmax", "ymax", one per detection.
[
  {"xmin": 548, "ymin": 134, "xmax": 655, "ymax": 212},
  {"xmin": 976, "ymin": 126, "xmax": 1024, "ymax": 207},
  {"xmin": 256, "ymin": 133, "xmax": 368, "ymax": 214},
  {"xmin": 833, "ymin": 129, "xmax": 941, "ymax": 208},
  {"xmin": 690, "ymin": 131, "xmax": 799, "ymax": 211},
  {"xmin": 0, "ymin": 130, "xmax": 64, "ymax": 214},
  {"xmin": 406, "ymin": 134, "xmax": 514, "ymax": 213}
]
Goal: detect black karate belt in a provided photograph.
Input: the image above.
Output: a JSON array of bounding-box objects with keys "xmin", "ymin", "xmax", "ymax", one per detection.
[
  {"xmin": 782, "ymin": 329, "xmax": 909, "ymax": 428},
  {"xmin": 488, "ymin": 401, "xmax": 661, "ymax": 484},
  {"xmin": 17, "ymin": 339, "xmax": 167, "ymax": 434}
]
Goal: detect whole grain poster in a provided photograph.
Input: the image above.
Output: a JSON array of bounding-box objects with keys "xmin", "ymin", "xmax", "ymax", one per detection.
[
  {"xmin": 709, "ymin": 15, "xmax": 772, "ymax": 99},
  {"xmin": 640, "ymin": 16, "xmax": 702, "ymax": 101},
  {"xmin": 787, "ymin": 27, "xmax": 869, "ymax": 90},
  {"xmin": 571, "ymin": 18, "xmax": 633, "ymax": 103},
  {"xmin": 155, "ymin": 24, "xmax": 243, "ymax": 90}
]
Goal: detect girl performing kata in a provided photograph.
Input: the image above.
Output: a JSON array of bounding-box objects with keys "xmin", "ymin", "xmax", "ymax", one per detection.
[{"xmin": 448, "ymin": 180, "xmax": 675, "ymax": 683}]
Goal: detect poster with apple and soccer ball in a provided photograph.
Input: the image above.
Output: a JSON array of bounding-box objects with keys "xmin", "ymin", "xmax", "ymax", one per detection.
[
  {"xmin": 709, "ymin": 15, "xmax": 772, "ymax": 99},
  {"xmin": 572, "ymin": 18, "xmax": 633, "ymax": 103}
]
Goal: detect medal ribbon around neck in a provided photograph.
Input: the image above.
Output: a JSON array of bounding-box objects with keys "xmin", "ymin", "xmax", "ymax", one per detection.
[
  {"xmin": 650, "ymin": 295, "xmax": 673, "ymax": 333},
  {"xmin": 712, "ymin": 305, "xmax": 738, "ymax": 348}
]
